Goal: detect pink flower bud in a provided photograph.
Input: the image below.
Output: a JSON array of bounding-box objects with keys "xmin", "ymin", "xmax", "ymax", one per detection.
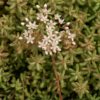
[
  {"xmin": 36, "ymin": 5, "xmax": 40, "ymax": 9},
  {"xmin": 72, "ymin": 41, "xmax": 76, "ymax": 45},
  {"xmin": 65, "ymin": 27, "xmax": 69, "ymax": 30},
  {"xmin": 54, "ymin": 31, "xmax": 58, "ymax": 34},
  {"xmin": 19, "ymin": 37, "xmax": 23, "ymax": 40},
  {"xmin": 66, "ymin": 22, "xmax": 70, "ymax": 26},
  {"xmin": 44, "ymin": 4, "xmax": 47, "ymax": 8},
  {"xmin": 21, "ymin": 22, "xmax": 25, "ymax": 26},
  {"xmin": 25, "ymin": 18, "xmax": 29, "ymax": 22}
]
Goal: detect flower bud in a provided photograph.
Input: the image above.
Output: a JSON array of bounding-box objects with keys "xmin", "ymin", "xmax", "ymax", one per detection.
[
  {"xmin": 36, "ymin": 5, "xmax": 40, "ymax": 9},
  {"xmin": 21, "ymin": 22, "xmax": 25, "ymax": 26},
  {"xmin": 65, "ymin": 27, "xmax": 69, "ymax": 30},
  {"xmin": 66, "ymin": 22, "xmax": 70, "ymax": 26},
  {"xmin": 54, "ymin": 31, "xmax": 58, "ymax": 34},
  {"xmin": 72, "ymin": 41, "xmax": 76, "ymax": 45},
  {"xmin": 44, "ymin": 4, "xmax": 47, "ymax": 8},
  {"xmin": 19, "ymin": 37, "xmax": 23, "ymax": 40},
  {"xmin": 25, "ymin": 18, "xmax": 29, "ymax": 22}
]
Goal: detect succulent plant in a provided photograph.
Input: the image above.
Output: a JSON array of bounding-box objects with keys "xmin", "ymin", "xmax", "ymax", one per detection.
[{"xmin": 0, "ymin": 0, "xmax": 100, "ymax": 100}]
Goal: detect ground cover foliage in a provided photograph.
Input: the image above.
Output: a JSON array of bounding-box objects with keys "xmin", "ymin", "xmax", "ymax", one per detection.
[{"xmin": 0, "ymin": 0, "xmax": 100, "ymax": 100}]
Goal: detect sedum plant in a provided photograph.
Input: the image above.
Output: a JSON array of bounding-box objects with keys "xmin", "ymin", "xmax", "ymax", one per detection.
[
  {"xmin": 19, "ymin": 4, "xmax": 76, "ymax": 100},
  {"xmin": 1, "ymin": 0, "xmax": 100, "ymax": 100}
]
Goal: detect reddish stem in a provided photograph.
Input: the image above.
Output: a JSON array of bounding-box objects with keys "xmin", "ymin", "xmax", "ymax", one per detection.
[
  {"xmin": 51, "ymin": 54, "xmax": 63, "ymax": 100},
  {"xmin": 22, "ymin": 80, "xmax": 24, "ymax": 100}
]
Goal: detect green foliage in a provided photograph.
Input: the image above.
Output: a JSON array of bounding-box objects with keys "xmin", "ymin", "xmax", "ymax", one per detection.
[{"xmin": 0, "ymin": 0, "xmax": 100, "ymax": 99}]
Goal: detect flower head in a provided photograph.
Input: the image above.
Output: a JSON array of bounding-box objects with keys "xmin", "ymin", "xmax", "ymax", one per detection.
[
  {"xmin": 28, "ymin": 29, "xmax": 33, "ymax": 34},
  {"xmin": 47, "ymin": 32, "xmax": 55, "ymax": 39},
  {"xmin": 58, "ymin": 18, "xmax": 64, "ymax": 24},
  {"xmin": 43, "ymin": 35, "xmax": 50, "ymax": 44},
  {"xmin": 38, "ymin": 41, "xmax": 46, "ymax": 50},
  {"xmin": 68, "ymin": 33, "xmax": 76, "ymax": 41},
  {"xmin": 47, "ymin": 20, "xmax": 57, "ymax": 28},
  {"xmin": 37, "ymin": 13, "xmax": 43, "ymax": 20},
  {"xmin": 53, "ymin": 35, "xmax": 61, "ymax": 44},
  {"xmin": 55, "ymin": 13, "xmax": 61, "ymax": 20},
  {"xmin": 42, "ymin": 8, "xmax": 51, "ymax": 15},
  {"xmin": 23, "ymin": 30, "xmax": 28, "ymax": 37},
  {"xmin": 41, "ymin": 15, "xmax": 49, "ymax": 23},
  {"xmin": 46, "ymin": 25, "xmax": 54, "ymax": 33},
  {"xmin": 26, "ymin": 21, "xmax": 38, "ymax": 29},
  {"xmin": 26, "ymin": 35, "xmax": 35, "ymax": 44},
  {"xmin": 51, "ymin": 40, "xmax": 61, "ymax": 53}
]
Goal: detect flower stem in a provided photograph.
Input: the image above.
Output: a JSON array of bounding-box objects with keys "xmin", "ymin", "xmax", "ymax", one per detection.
[
  {"xmin": 51, "ymin": 54, "xmax": 63, "ymax": 100},
  {"xmin": 22, "ymin": 80, "xmax": 24, "ymax": 100}
]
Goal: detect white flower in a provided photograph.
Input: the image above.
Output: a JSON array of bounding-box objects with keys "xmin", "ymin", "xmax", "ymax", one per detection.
[
  {"xmin": 43, "ymin": 35, "xmax": 50, "ymax": 44},
  {"xmin": 41, "ymin": 15, "xmax": 49, "ymax": 23},
  {"xmin": 47, "ymin": 32, "xmax": 55, "ymax": 39},
  {"xmin": 44, "ymin": 45, "xmax": 51, "ymax": 55},
  {"xmin": 47, "ymin": 20, "xmax": 57, "ymax": 28},
  {"xmin": 68, "ymin": 33, "xmax": 76, "ymax": 41},
  {"xmin": 21, "ymin": 22, "xmax": 25, "ymax": 26},
  {"xmin": 46, "ymin": 26, "xmax": 54, "ymax": 33},
  {"xmin": 44, "ymin": 4, "xmax": 47, "ymax": 8},
  {"xmin": 37, "ymin": 13, "xmax": 43, "ymax": 20},
  {"xmin": 28, "ymin": 29, "xmax": 33, "ymax": 34},
  {"xmin": 51, "ymin": 41, "xmax": 59, "ymax": 53},
  {"xmin": 23, "ymin": 30, "xmax": 28, "ymax": 37},
  {"xmin": 26, "ymin": 21, "xmax": 38, "ymax": 29},
  {"xmin": 36, "ymin": 5, "xmax": 40, "ymax": 9},
  {"xmin": 53, "ymin": 36, "xmax": 61, "ymax": 44},
  {"xmin": 26, "ymin": 35, "xmax": 35, "ymax": 44},
  {"xmin": 46, "ymin": 9, "xmax": 51, "ymax": 15},
  {"xmin": 58, "ymin": 18, "xmax": 64, "ymax": 24},
  {"xmin": 42, "ymin": 9, "xmax": 51, "ymax": 15},
  {"xmin": 38, "ymin": 41, "xmax": 46, "ymax": 50},
  {"xmin": 19, "ymin": 37, "xmax": 23, "ymax": 40},
  {"xmin": 25, "ymin": 18, "xmax": 29, "ymax": 22},
  {"xmin": 55, "ymin": 13, "xmax": 61, "ymax": 20}
]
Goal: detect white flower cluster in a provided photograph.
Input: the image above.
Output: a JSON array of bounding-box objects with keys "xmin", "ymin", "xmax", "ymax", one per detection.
[
  {"xmin": 19, "ymin": 4, "xmax": 76, "ymax": 55},
  {"xmin": 36, "ymin": 4, "xmax": 51, "ymax": 23},
  {"xmin": 36, "ymin": 4, "xmax": 62, "ymax": 55},
  {"xmin": 19, "ymin": 18, "xmax": 38, "ymax": 44},
  {"xmin": 38, "ymin": 28, "xmax": 61, "ymax": 55},
  {"xmin": 36, "ymin": 4, "xmax": 64, "ymax": 25}
]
